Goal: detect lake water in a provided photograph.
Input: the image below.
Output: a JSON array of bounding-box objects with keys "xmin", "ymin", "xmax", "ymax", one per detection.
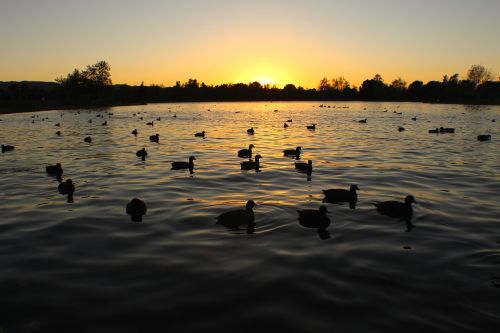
[{"xmin": 0, "ymin": 101, "xmax": 499, "ymax": 332}]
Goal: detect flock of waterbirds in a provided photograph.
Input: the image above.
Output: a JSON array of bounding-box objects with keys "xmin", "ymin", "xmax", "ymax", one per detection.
[{"xmin": 0, "ymin": 105, "xmax": 494, "ymax": 238}]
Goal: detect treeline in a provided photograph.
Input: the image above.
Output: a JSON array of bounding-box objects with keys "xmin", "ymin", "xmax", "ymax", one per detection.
[{"xmin": 1, "ymin": 62, "xmax": 499, "ymax": 108}]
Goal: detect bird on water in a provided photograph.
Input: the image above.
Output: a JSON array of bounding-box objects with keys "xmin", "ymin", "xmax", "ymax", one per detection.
[
  {"xmin": 238, "ymin": 144, "xmax": 254, "ymax": 158},
  {"xmin": 216, "ymin": 200, "xmax": 256, "ymax": 231}
]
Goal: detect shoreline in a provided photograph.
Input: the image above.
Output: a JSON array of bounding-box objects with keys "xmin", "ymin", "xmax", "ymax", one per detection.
[{"xmin": 1, "ymin": 99, "xmax": 499, "ymax": 115}]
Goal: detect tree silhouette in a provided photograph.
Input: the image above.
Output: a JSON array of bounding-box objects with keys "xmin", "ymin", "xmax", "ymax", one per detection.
[{"xmin": 467, "ymin": 64, "xmax": 493, "ymax": 87}]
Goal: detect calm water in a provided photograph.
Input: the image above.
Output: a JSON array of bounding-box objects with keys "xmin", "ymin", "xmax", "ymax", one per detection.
[{"xmin": 1, "ymin": 101, "xmax": 499, "ymax": 332}]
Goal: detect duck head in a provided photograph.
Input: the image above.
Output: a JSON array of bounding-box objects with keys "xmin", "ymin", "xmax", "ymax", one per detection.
[
  {"xmin": 246, "ymin": 200, "xmax": 257, "ymax": 210},
  {"xmin": 350, "ymin": 184, "xmax": 360, "ymax": 192},
  {"xmin": 405, "ymin": 195, "xmax": 416, "ymax": 205},
  {"xmin": 189, "ymin": 156, "xmax": 196, "ymax": 162}
]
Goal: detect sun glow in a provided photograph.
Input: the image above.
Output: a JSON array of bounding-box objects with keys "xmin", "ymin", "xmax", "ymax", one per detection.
[{"xmin": 255, "ymin": 77, "xmax": 275, "ymax": 86}]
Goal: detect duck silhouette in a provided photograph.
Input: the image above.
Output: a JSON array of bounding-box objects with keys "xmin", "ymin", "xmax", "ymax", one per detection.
[
  {"xmin": 149, "ymin": 134, "xmax": 159, "ymax": 143},
  {"xmin": 136, "ymin": 148, "xmax": 148, "ymax": 161},
  {"xmin": 306, "ymin": 124, "xmax": 316, "ymax": 130},
  {"xmin": 477, "ymin": 134, "xmax": 491, "ymax": 141},
  {"xmin": 374, "ymin": 195, "xmax": 416, "ymax": 230},
  {"xmin": 411, "ymin": 117, "xmax": 417, "ymax": 121},
  {"xmin": 295, "ymin": 160, "xmax": 312, "ymax": 175},
  {"xmin": 238, "ymin": 144, "xmax": 254, "ymax": 158},
  {"xmin": 58, "ymin": 179, "xmax": 74, "ymax": 195},
  {"xmin": 298, "ymin": 206, "xmax": 331, "ymax": 239},
  {"xmin": 146, "ymin": 121, "xmax": 154, "ymax": 126},
  {"xmin": 284, "ymin": 123, "xmax": 289, "ymax": 128},
  {"xmin": 439, "ymin": 127, "xmax": 455, "ymax": 133},
  {"xmin": 1, "ymin": 144, "xmax": 14, "ymax": 152},
  {"xmin": 171, "ymin": 156, "xmax": 196, "ymax": 171},
  {"xmin": 56, "ymin": 131, "xmax": 61, "ymax": 136},
  {"xmin": 247, "ymin": 127, "xmax": 255, "ymax": 135},
  {"xmin": 323, "ymin": 184, "xmax": 359, "ymax": 208},
  {"xmin": 241, "ymin": 154, "xmax": 262, "ymax": 171},
  {"xmin": 358, "ymin": 118, "xmax": 367, "ymax": 123},
  {"xmin": 84, "ymin": 136, "xmax": 92, "ymax": 143},
  {"xmin": 283, "ymin": 146, "xmax": 301, "ymax": 159},
  {"xmin": 131, "ymin": 129, "xmax": 138, "ymax": 135},
  {"xmin": 126, "ymin": 198, "xmax": 147, "ymax": 222},
  {"xmin": 46, "ymin": 163, "xmax": 63, "ymax": 178},
  {"xmin": 428, "ymin": 128, "xmax": 439, "ymax": 134},
  {"xmin": 216, "ymin": 200, "xmax": 256, "ymax": 232},
  {"xmin": 102, "ymin": 121, "xmax": 107, "ymax": 126},
  {"xmin": 194, "ymin": 131, "xmax": 205, "ymax": 137},
  {"xmin": 398, "ymin": 126, "xmax": 405, "ymax": 132}
]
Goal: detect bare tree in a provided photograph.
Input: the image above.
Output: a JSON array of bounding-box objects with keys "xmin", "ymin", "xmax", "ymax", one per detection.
[{"xmin": 467, "ymin": 64, "xmax": 493, "ymax": 87}]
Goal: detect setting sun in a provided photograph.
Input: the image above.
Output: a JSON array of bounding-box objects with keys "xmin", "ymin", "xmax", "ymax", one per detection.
[{"xmin": 255, "ymin": 77, "xmax": 275, "ymax": 86}]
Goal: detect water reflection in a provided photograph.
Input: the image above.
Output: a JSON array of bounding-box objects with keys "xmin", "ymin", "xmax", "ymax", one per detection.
[{"xmin": 126, "ymin": 198, "xmax": 147, "ymax": 222}]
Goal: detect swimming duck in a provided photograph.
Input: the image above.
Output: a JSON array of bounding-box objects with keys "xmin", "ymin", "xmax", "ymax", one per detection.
[
  {"xmin": 439, "ymin": 127, "xmax": 455, "ymax": 133},
  {"xmin": 411, "ymin": 117, "xmax": 417, "ymax": 121},
  {"xmin": 136, "ymin": 148, "xmax": 148, "ymax": 160},
  {"xmin": 306, "ymin": 124, "xmax": 316, "ymax": 130},
  {"xmin": 241, "ymin": 155, "xmax": 261, "ymax": 170},
  {"xmin": 286, "ymin": 119, "xmax": 293, "ymax": 122},
  {"xmin": 149, "ymin": 134, "xmax": 159, "ymax": 143},
  {"xmin": 146, "ymin": 121, "xmax": 154, "ymax": 126},
  {"xmin": 58, "ymin": 179, "xmax": 75, "ymax": 195},
  {"xmin": 1, "ymin": 144, "xmax": 14, "ymax": 152},
  {"xmin": 298, "ymin": 206, "xmax": 330, "ymax": 229},
  {"xmin": 84, "ymin": 136, "xmax": 92, "ymax": 143},
  {"xmin": 323, "ymin": 185, "xmax": 359, "ymax": 204},
  {"xmin": 171, "ymin": 156, "xmax": 196, "ymax": 170},
  {"xmin": 247, "ymin": 127, "xmax": 255, "ymax": 135},
  {"xmin": 46, "ymin": 163, "xmax": 63, "ymax": 176},
  {"xmin": 194, "ymin": 131, "xmax": 205, "ymax": 137},
  {"xmin": 102, "ymin": 121, "xmax": 107, "ymax": 126},
  {"xmin": 131, "ymin": 129, "xmax": 138, "ymax": 135},
  {"xmin": 55, "ymin": 123, "xmax": 60, "ymax": 127},
  {"xmin": 56, "ymin": 131, "xmax": 61, "ymax": 136},
  {"xmin": 477, "ymin": 134, "xmax": 491, "ymax": 141},
  {"xmin": 428, "ymin": 128, "xmax": 439, "ymax": 134},
  {"xmin": 398, "ymin": 126, "xmax": 405, "ymax": 132},
  {"xmin": 283, "ymin": 146, "xmax": 301, "ymax": 158},
  {"xmin": 238, "ymin": 144, "xmax": 254, "ymax": 158},
  {"xmin": 358, "ymin": 118, "xmax": 367, "ymax": 123},
  {"xmin": 284, "ymin": 123, "xmax": 289, "ymax": 128},
  {"xmin": 295, "ymin": 160, "xmax": 312, "ymax": 175},
  {"xmin": 156, "ymin": 117, "xmax": 161, "ymax": 121},
  {"xmin": 88, "ymin": 119, "xmax": 92, "ymax": 124},
  {"xmin": 374, "ymin": 195, "xmax": 416, "ymax": 220},
  {"xmin": 216, "ymin": 200, "xmax": 256, "ymax": 229},
  {"xmin": 126, "ymin": 198, "xmax": 147, "ymax": 222}
]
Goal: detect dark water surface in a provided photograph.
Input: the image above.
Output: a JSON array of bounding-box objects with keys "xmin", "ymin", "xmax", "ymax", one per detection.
[{"xmin": 1, "ymin": 102, "xmax": 499, "ymax": 332}]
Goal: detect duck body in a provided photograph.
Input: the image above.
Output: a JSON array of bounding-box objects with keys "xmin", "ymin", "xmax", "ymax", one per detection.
[
  {"xmin": 374, "ymin": 195, "xmax": 416, "ymax": 220},
  {"xmin": 238, "ymin": 144, "xmax": 254, "ymax": 158},
  {"xmin": 136, "ymin": 148, "xmax": 147, "ymax": 160},
  {"xmin": 46, "ymin": 163, "xmax": 63, "ymax": 176},
  {"xmin": 398, "ymin": 126, "xmax": 405, "ymax": 132},
  {"xmin": 84, "ymin": 136, "xmax": 92, "ymax": 143},
  {"xmin": 241, "ymin": 155, "xmax": 261, "ymax": 170},
  {"xmin": 477, "ymin": 134, "xmax": 491, "ymax": 141},
  {"xmin": 295, "ymin": 160, "xmax": 312, "ymax": 175},
  {"xmin": 1, "ymin": 144, "xmax": 14, "ymax": 152},
  {"xmin": 149, "ymin": 134, "xmax": 159, "ymax": 143},
  {"xmin": 216, "ymin": 200, "xmax": 256, "ymax": 229},
  {"xmin": 298, "ymin": 206, "xmax": 330, "ymax": 229},
  {"xmin": 284, "ymin": 123, "xmax": 289, "ymax": 128},
  {"xmin": 283, "ymin": 146, "xmax": 301, "ymax": 158},
  {"xmin": 429, "ymin": 128, "xmax": 439, "ymax": 134},
  {"xmin": 358, "ymin": 118, "xmax": 367, "ymax": 123},
  {"xmin": 439, "ymin": 127, "xmax": 455, "ymax": 133},
  {"xmin": 126, "ymin": 198, "xmax": 147, "ymax": 222},
  {"xmin": 247, "ymin": 127, "xmax": 255, "ymax": 135},
  {"xmin": 131, "ymin": 129, "xmax": 138, "ymax": 135},
  {"xmin": 323, "ymin": 185, "xmax": 359, "ymax": 203},
  {"xmin": 194, "ymin": 131, "xmax": 205, "ymax": 137},
  {"xmin": 171, "ymin": 156, "xmax": 196, "ymax": 170},
  {"xmin": 58, "ymin": 179, "xmax": 75, "ymax": 195},
  {"xmin": 306, "ymin": 124, "xmax": 316, "ymax": 130},
  {"xmin": 102, "ymin": 121, "xmax": 107, "ymax": 126}
]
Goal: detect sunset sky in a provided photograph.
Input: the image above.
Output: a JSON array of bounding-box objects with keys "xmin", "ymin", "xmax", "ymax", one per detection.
[{"xmin": 1, "ymin": 0, "xmax": 499, "ymax": 88}]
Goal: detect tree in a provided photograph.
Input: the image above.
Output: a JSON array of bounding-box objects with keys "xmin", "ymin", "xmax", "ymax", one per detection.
[
  {"xmin": 331, "ymin": 76, "xmax": 350, "ymax": 91},
  {"xmin": 373, "ymin": 74, "xmax": 384, "ymax": 82},
  {"xmin": 56, "ymin": 60, "xmax": 112, "ymax": 87},
  {"xmin": 318, "ymin": 77, "xmax": 331, "ymax": 91},
  {"xmin": 467, "ymin": 64, "xmax": 493, "ymax": 87},
  {"xmin": 390, "ymin": 77, "xmax": 407, "ymax": 91}
]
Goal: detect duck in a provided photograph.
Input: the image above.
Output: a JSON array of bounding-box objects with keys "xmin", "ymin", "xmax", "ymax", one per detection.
[
  {"xmin": 56, "ymin": 131, "xmax": 61, "ymax": 136},
  {"xmin": 126, "ymin": 198, "xmax": 147, "ymax": 222},
  {"xmin": 284, "ymin": 123, "xmax": 289, "ymax": 128},
  {"xmin": 428, "ymin": 128, "xmax": 439, "ymax": 134},
  {"xmin": 194, "ymin": 131, "xmax": 205, "ymax": 137},
  {"xmin": 46, "ymin": 163, "xmax": 63, "ymax": 176},
  {"xmin": 283, "ymin": 146, "xmax": 301, "ymax": 158},
  {"xmin": 358, "ymin": 118, "xmax": 367, "ymax": 123},
  {"xmin": 298, "ymin": 206, "xmax": 330, "ymax": 229},
  {"xmin": 286, "ymin": 119, "xmax": 293, "ymax": 122},
  {"xmin": 439, "ymin": 127, "xmax": 455, "ymax": 133},
  {"xmin": 55, "ymin": 123, "xmax": 60, "ymax": 127},
  {"xmin": 146, "ymin": 121, "xmax": 154, "ymax": 126},
  {"xmin": 216, "ymin": 200, "xmax": 256, "ymax": 229},
  {"xmin": 149, "ymin": 134, "xmax": 159, "ymax": 143},
  {"xmin": 131, "ymin": 129, "xmax": 138, "ymax": 135},
  {"xmin": 1, "ymin": 144, "xmax": 14, "ymax": 152},
  {"xmin": 241, "ymin": 155, "xmax": 262, "ymax": 170},
  {"xmin": 84, "ymin": 136, "xmax": 92, "ymax": 143},
  {"xmin": 398, "ymin": 126, "xmax": 405, "ymax": 132},
  {"xmin": 102, "ymin": 121, "xmax": 107, "ymax": 126},
  {"xmin": 411, "ymin": 116, "xmax": 417, "ymax": 121},
  {"xmin": 58, "ymin": 179, "xmax": 75, "ymax": 195},
  {"xmin": 156, "ymin": 117, "xmax": 161, "ymax": 121},
  {"xmin": 295, "ymin": 160, "xmax": 312, "ymax": 175},
  {"xmin": 88, "ymin": 119, "xmax": 92, "ymax": 124},
  {"xmin": 171, "ymin": 156, "xmax": 196, "ymax": 170},
  {"xmin": 323, "ymin": 185, "xmax": 359, "ymax": 204},
  {"xmin": 374, "ymin": 195, "xmax": 416, "ymax": 220},
  {"xmin": 136, "ymin": 148, "xmax": 148, "ymax": 160},
  {"xmin": 238, "ymin": 144, "xmax": 254, "ymax": 158},
  {"xmin": 306, "ymin": 124, "xmax": 316, "ymax": 130},
  {"xmin": 247, "ymin": 127, "xmax": 255, "ymax": 135},
  {"xmin": 477, "ymin": 134, "xmax": 491, "ymax": 141}
]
